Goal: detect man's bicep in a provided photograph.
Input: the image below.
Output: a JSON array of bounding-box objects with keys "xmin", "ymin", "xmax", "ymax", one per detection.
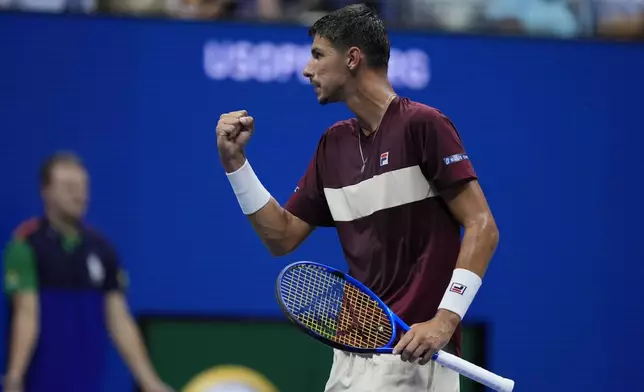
[
  {"xmin": 12, "ymin": 291, "xmax": 38, "ymax": 312},
  {"xmin": 285, "ymin": 207, "xmax": 316, "ymax": 244},
  {"xmin": 105, "ymin": 291, "xmax": 129, "ymax": 318},
  {"xmin": 284, "ymin": 188, "xmax": 334, "ymax": 228},
  {"xmin": 3, "ymin": 241, "xmax": 38, "ymax": 294},
  {"xmin": 442, "ymin": 180, "xmax": 494, "ymax": 227}
]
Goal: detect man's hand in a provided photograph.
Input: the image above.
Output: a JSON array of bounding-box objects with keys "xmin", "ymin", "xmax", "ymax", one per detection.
[
  {"xmin": 2, "ymin": 376, "xmax": 23, "ymax": 392},
  {"xmin": 392, "ymin": 309, "xmax": 461, "ymax": 365},
  {"xmin": 217, "ymin": 110, "xmax": 255, "ymax": 172}
]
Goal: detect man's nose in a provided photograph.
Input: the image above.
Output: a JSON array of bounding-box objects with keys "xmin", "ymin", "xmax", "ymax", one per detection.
[{"xmin": 302, "ymin": 61, "xmax": 314, "ymax": 79}]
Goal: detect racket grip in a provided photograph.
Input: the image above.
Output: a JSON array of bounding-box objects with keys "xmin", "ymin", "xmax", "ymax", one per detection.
[{"xmin": 434, "ymin": 350, "xmax": 515, "ymax": 392}]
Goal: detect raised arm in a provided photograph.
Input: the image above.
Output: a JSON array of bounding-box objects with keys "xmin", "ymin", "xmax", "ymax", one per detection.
[{"xmin": 217, "ymin": 110, "xmax": 327, "ymax": 256}]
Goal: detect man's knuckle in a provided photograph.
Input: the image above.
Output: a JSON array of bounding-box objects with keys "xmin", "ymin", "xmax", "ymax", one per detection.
[{"xmin": 229, "ymin": 110, "xmax": 246, "ymax": 117}]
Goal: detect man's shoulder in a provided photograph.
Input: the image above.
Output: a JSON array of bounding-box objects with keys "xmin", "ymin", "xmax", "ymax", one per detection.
[
  {"xmin": 398, "ymin": 99, "xmax": 458, "ymax": 139},
  {"xmin": 308, "ymin": 118, "xmax": 357, "ymax": 155},
  {"xmin": 401, "ymin": 98, "xmax": 447, "ymax": 124},
  {"xmin": 10, "ymin": 217, "xmax": 43, "ymax": 242},
  {"xmin": 4, "ymin": 219, "xmax": 39, "ymax": 266},
  {"xmin": 84, "ymin": 226, "xmax": 114, "ymax": 248},
  {"xmin": 84, "ymin": 227, "xmax": 121, "ymax": 264},
  {"xmin": 323, "ymin": 118, "xmax": 357, "ymax": 138}
]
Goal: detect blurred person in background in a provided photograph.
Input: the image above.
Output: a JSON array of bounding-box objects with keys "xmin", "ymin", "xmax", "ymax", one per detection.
[
  {"xmin": 105, "ymin": 0, "xmax": 165, "ymax": 15},
  {"xmin": 105, "ymin": 0, "xmax": 236, "ymax": 19},
  {"xmin": 385, "ymin": 0, "xmax": 483, "ymax": 32},
  {"xmin": 2, "ymin": 152, "xmax": 172, "ymax": 392},
  {"xmin": 483, "ymin": 0, "xmax": 581, "ymax": 37},
  {"xmin": 235, "ymin": 0, "xmax": 281, "ymax": 19},
  {"xmin": 594, "ymin": 0, "xmax": 644, "ymax": 38},
  {"xmin": 0, "ymin": 0, "xmax": 95, "ymax": 12},
  {"xmin": 234, "ymin": 0, "xmax": 383, "ymax": 23},
  {"xmin": 164, "ymin": 0, "xmax": 236, "ymax": 19}
]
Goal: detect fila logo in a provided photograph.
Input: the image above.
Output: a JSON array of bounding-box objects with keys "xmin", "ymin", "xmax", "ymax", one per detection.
[
  {"xmin": 380, "ymin": 152, "xmax": 389, "ymax": 166},
  {"xmin": 449, "ymin": 282, "xmax": 467, "ymax": 295}
]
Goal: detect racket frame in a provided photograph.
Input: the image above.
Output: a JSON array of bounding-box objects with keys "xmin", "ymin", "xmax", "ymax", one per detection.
[
  {"xmin": 276, "ymin": 260, "xmax": 515, "ymax": 392},
  {"xmin": 276, "ymin": 260, "xmax": 409, "ymax": 354}
]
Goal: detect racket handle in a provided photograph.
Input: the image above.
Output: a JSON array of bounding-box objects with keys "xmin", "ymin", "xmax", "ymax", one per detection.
[{"xmin": 434, "ymin": 350, "xmax": 515, "ymax": 392}]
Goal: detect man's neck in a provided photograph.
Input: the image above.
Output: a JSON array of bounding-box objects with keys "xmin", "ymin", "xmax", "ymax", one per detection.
[
  {"xmin": 344, "ymin": 73, "xmax": 396, "ymax": 136},
  {"xmin": 45, "ymin": 211, "xmax": 79, "ymax": 236}
]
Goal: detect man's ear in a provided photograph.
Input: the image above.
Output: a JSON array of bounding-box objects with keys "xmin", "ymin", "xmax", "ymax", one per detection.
[{"xmin": 347, "ymin": 47, "xmax": 362, "ymax": 71}]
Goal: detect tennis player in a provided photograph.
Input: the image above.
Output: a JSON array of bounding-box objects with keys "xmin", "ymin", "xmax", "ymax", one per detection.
[{"xmin": 217, "ymin": 4, "xmax": 499, "ymax": 391}]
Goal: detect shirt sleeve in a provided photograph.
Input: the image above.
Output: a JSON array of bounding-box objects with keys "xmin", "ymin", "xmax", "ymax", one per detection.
[
  {"xmin": 103, "ymin": 242, "xmax": 128, "ymax": 293},
  {"xmin": 3, "ymin": 240, "xmax": 38, "ymax": 294},
  {"xmin": 284, "ymin": 134, "xmax": 335, "ymax": 227},
  {"xmin": 412, "ymin": 108, "xmax": 478, "ymax": 191}
]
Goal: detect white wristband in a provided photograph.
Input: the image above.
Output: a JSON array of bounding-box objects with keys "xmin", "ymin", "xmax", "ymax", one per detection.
[
  {"xmin": 438, "ymin": 268, "xmax": 482, "ymax": 320},
  {"xmin": 226, "ymin": 159, "xmax": 271, "ymax": 215}
]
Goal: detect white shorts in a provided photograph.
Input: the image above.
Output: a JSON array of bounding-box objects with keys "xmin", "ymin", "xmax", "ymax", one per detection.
[{"xmin": 324, "ymin": 349, "xmax": 460, "ymax": 392}]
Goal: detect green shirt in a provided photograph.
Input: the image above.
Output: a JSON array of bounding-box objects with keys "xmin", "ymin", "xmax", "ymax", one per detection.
[{"xmin": 4, "ymin": 239, "xmax": 38, "ymax": 294}]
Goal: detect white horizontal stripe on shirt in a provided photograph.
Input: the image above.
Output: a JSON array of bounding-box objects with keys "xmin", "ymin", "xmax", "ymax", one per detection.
[{"xmin": 323, "ymin": 165, "xmax": 438, "ymax": 222}]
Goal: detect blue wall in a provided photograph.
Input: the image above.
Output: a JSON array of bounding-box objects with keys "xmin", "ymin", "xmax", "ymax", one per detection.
[{"xmin": 1, "ymin": 12, "xmax": 643, "ymax": 392}]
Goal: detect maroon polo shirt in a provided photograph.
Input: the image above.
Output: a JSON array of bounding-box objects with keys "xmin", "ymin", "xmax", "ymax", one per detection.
[{"xmin": 284, "ymin": 96, "xmax": 477, "ymax": 355}]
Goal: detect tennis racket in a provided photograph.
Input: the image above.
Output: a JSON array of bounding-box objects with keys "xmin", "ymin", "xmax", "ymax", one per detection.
[{"xmin": 276, "ymin": 261, "xmax": 515, "ymax": 392}]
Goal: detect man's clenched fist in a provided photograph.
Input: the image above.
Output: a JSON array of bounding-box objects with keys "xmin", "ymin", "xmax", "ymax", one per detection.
[{"xmin": 217, "ymin": 110, "xmax": 255, "ymax": 172}]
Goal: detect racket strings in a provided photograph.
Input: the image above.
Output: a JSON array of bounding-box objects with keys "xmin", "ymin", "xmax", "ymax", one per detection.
[{"xmin": 280, "ymin": 264, "xmax": 393, "ymax": 349}]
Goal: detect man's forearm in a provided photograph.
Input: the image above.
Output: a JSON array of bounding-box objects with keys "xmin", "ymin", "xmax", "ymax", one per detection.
[
  {"xmin": 224, "ymin": 157, "xmax": 312, "ymax": 256},
  {"xmin": 247, "ymin": 198, "xmax": 301, "ymax": 255},
  {"xmin": 6, "ymin": 294, "xmax": 39, "ymax": 381},
  {"xmin": 455, "ymin": 216, "xmax": 499, "ymax": 277},
  {"xmin": 106, "ymin": 295, "xmax": 160, "ymax": 387},
  {"xmin": 109, "ymin": 316, "xmax": 159, "ymax": 386},
  {"xmin": 437, "ymin": 214, "xmax": 499, "ymax": 321}
]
